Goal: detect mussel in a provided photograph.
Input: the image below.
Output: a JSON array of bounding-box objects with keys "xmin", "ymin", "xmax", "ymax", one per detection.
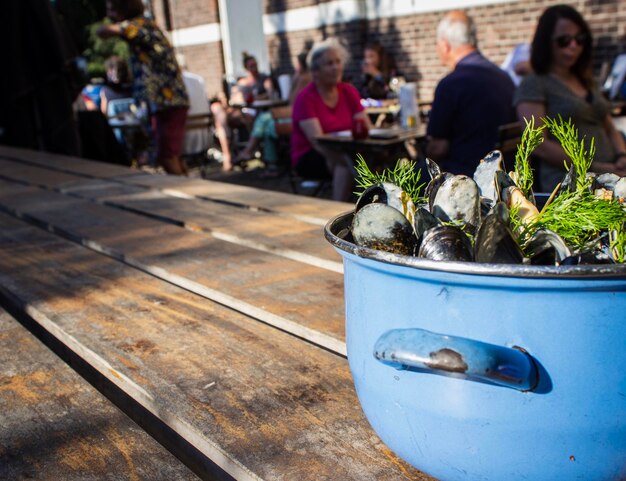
[
  {"xmin": 474, "ymin": 202, "xmax": 524, "ymax": 264},
  {"xmin": 356, "ymin": 182, "xmax": 416, "ymax": 225},
  {"xmin": 418, "ymin": 225, "xmax": 473, "ymax": 262},
  {"xmin": 473, "ymin": 150, "xmax": 504, "ymax": 203},
  {"xmin": 413, "ymin": 207, "xmax": 440, "ymax": 248},
  {"xmin": 526, "ymin": 229, "xmax": 571, "ymax": 265},
  {"xmin": 429, "ymin": 175, "xmax": 481, "ymax": 235},
  {"xmin": 351, "ymin": 203, "xmax": 418, "ymax": 256},
  {"xmin": 614, "ymin": 178, "xmax": 626, "ymax": 202}
]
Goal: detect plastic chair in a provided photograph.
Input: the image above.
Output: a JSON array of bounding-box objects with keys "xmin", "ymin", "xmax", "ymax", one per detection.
[
  {"xmin": 277, "ymin": 74, "xmax": 292, "ymax": 101},
  {"xmin": 106, "ymin": 97, "xmax": 136, "ymax": 117}
]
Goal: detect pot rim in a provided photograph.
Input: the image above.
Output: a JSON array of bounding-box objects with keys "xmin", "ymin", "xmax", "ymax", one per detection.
[{"xmin": 325, "ymin": 211, "xmax": 626, "ymax": 279}]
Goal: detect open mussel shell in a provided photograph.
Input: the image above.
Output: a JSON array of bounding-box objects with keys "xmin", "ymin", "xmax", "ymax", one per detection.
[
  {"xmin": 556, "ymin": 168, "xmax": 577, "ymax": 196},
  {"xmin": 562, "ymin": 250, "xmax": 615, "ymax": 265},
  {"xmin": 614, "ymin": 178, "xmax": 626, "ymax": 201},
  {"xmin": 560, "ymin": 233, "xmax": 615, "ymax": 265},
  {"xmin": 430, "ymin": 175, "xmax": 481, "ymax": 235},
  {"xmin": 425, "ymin": 157, "xmax": 442, "ymax": 180},
  {"xmin": 526, "ymin": 228, "xmax": 571, "ymax": 266},
  {"xmin": 351, "ymin": 203, "xmax": 418, "ymax": 256},
  {"xmin": 413, "ymin": 207, "xmax": 440, "ymax": 246},
  {"xmin": 474, "ymin": 202, "xmax": 524, "ymax": 264},
  {"xmin": 595, "ymin": 173, "xmax": 620, "ymax": 192},
  {"xmin": 473, "ymin": 150, "xmax": 503, "ymax": 203},
  {"xmin": 494, "ymin": 170, "xmax": 516, "ymax": 201},
  {"xmin": 418, "ymin": 225, "xmax": 473, "ymax": 262},
  {"xmin": 356, "ymin": 182, "xmax": 416, "ymax": 225},
  {"xmin": 502, "ymin": 185, "xmax": 540, "ymax": 224},
  {"xmin": 425, "ymin": 172, "xmax": 454, "ymax": 204}
]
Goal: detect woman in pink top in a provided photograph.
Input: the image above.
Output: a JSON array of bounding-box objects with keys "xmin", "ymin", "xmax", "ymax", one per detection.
[{"xmin": 291, "ymin": 38, "xmax": 370, "ymax": 201}]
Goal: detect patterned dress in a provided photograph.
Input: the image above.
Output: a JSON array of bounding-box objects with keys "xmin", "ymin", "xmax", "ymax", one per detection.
[{"xmin": 118, "ymin": 16, "xmax": 189, "ymax": 113}]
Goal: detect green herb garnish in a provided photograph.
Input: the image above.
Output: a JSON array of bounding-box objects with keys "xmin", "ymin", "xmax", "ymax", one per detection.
[
  {"xmin": 354, "ymin": 154, "xmax": 424, "ymax": 203},
  {"xmin": 514, "ymin": 117, "xmax": 544, "ymax": 198},
  {"xmin": 610, "ymin": 224, "xmax": 626, "ymax": 263},
  {"xmin": 543, "ymin": 116, "xmax": 595, "ymax": 192},
  {"xmin": 530, "ymin": 190, "xmax": 626, "ymax": 249}
]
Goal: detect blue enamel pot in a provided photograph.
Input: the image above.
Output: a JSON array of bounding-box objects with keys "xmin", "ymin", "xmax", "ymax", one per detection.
[{"xmin": 325, "ymin": 211, "xmax": 626, "ymax": 481}]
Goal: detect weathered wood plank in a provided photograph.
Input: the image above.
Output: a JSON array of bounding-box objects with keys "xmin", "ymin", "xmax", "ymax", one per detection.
[
  {"xmin": 0, "ymin": 146, "xmax": 350, "ymax": 225},
  {"xmin": 0, "ymin": 180, "xmax": 347, "ymax": 352},
  {"xmin": 0, "ymin": 307, "xmax": 199, "ymax": 481},
  {"xmin": 0, "ymin": 158, "xmax": 342, "ymax": 271},
  {"xmin": 0, "ymin": 213, "xmax": 433, "ymax": 481}
]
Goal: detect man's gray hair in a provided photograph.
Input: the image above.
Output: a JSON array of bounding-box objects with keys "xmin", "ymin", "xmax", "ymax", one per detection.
[
  {"xmin": 437, "ymin": 12, "xmax": 478, "ymax": 49},
  {"xmin": 307, "ymin": 38, "xmax": 349, "ymax": 71}
]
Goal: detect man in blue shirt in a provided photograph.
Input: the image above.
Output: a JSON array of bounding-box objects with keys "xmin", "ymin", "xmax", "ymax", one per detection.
[{"xmin": 426, "ymin": 10, "xmax": 516, "ymax": 177}]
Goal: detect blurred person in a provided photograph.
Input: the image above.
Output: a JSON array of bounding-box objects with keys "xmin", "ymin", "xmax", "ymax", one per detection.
[
  {"xmin": 234, "ymin": 50, "xmax": 312, "ymax": 175},
  {"xmin": 230, "ymin": 52, "xmax": 275, "ymax": 104},
  {"xmin": 291, "ymin": 38, "xmax": 371, "ymax": 201},
  {"xmin": 426, "ymin": 10, "xmax": 516, "ymax": 176},
  {"xmin": 501, "ymin": 43, "xmax": 532, "ymax": 87},
  {"xmin": 176, "ymin": 54, "xmax": 211, "ymax": 158},
  {"xmin": 210, "ymin": 53, "xmax": 275, "ymax": 171},
  {"xmin": 100, "ymin": 55, "xmax": 132, "ymax": 116},
  {"xmin": 97, "ymin": 0, "xmax": 190, "ymax": 175},
  {"xmin": 357, "ymin": 41, "xmax": 396, "ymax": 100},
  {"xmin": 514, "ymin": 4, "xmax": 626, "ymax": 192},
  {"xmin": 288, "ymin": 50, "xmax": 313, "ymax": 103}
]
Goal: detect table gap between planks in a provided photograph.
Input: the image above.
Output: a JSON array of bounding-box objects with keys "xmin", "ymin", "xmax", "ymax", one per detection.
[
  {"xmin": 0, "ymin": 306, "xmax": 200, "ymax": 480},
  {"xmin": 0, "ymin": 146, "xmax": 434, "ymax": 481}
]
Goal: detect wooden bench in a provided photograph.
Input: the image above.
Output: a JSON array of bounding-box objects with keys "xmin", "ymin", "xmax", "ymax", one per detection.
[
  {"xmin": 0, "ymin": 146, "xmax": 434, "ymax": 481},
  {"xmin": 0, "ymin": 307, "xmax": 198, "ymax": 480}
]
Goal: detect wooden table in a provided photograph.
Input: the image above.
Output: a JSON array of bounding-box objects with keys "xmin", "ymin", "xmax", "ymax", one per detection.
[
  {"xmin": 317, "ymin": 126, "xmax": 426, "ymax": 168},
  {"xmin": 229, "ymin": 99, "xmax": 289, "ymax": 112},
  {"xmin": 0, "ymin": 145, "xmax": 435, "ymax": 480}
]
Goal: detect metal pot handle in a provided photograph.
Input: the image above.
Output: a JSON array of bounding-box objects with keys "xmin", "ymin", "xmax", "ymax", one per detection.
[{"xmin": 374, "ymin": 328, "xmax": 538, "ymax": 391}]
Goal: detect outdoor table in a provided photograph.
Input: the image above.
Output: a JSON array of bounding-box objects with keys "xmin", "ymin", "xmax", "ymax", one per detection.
[
  {"xmin": 229, "ymin": 98, "xmax": 289, "ymax": 112},
  {"xmin": 316, "ymin": 125, "xmax": 426, "ymax": 169},
  {"xmin": 0, "ymin": 145, "xmax": 435, "ymax": 481},
  {"xmin": 363, "ymin": 100, "xmax": 400, "ymax": 127}
]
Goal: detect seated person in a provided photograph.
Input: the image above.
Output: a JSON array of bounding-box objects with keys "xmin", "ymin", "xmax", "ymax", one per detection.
[
  {"xmin": 210, "ymin": 52, "xmax": 275, "ymax": 171},
  {"xmin": 426, "ymin": 10, "xmax": 516, "ymax": 177},
  {"xmin": 356, "ymin": 41, "xmax": 396, "ymax": 100},
  {"xmin": 291, "ymin": 38, "xmax": 371, "ymax": 201},
  {"xmin": 515, "ymin": 4, "xmax": 626, "ymax": 192},
  {"xmin": 234, "ymin": 50, "xmax": 312, "ymax": 175},
  {"xmin": 100, "ymin": 55, "xmax": 133, "ymax": 116}
]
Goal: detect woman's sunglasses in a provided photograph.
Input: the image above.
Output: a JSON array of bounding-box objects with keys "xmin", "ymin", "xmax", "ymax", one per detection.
[{"xmin": 554, "ymin": 33, "xmax": 588, "ymax": 48}]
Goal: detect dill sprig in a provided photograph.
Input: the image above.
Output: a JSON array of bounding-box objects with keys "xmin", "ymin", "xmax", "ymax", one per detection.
[
  {"xmin": 354, "ymin": 153, "xmax": 385, "ymax": 192},
  {"xmin": 354, "ymin": 154, "xmax": 424, "ymax": 203},
  {"xmin": 530, "ymin": 190, "xmax": 626, "ymax": 249},
  {"xmin": 543, "ymin": 116, "xmax": 595, "ymax": 192},
  {"xmin": 609, "ymin": 223, "xmax": 626, "ymax": 263},
  {"xmin": 514, "ymin": 117, "xmax": 544, "ymax": 198},
  {"xmin": 509, "ymin": 203, "xmax": 530, "ymax": 245}
]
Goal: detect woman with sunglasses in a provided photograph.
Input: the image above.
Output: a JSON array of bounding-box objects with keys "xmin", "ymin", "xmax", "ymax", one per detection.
[{"xmin": 514, "ymin": 4, "xmax": 626, "ymax": 192}]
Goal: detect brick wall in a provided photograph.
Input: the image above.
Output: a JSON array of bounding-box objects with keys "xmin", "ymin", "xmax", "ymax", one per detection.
[
  {"xmin": 265, "ymin": 0, "xmax": 626, "ymax": 101},
  {"xmin": 154, "ymin": 0, "xmax": 223, "ymax": 96},
  {"xmin": 158, "ymin": 0, "xmax": 626, "ymax": 100},
  {"xmin": 177, "ymin": 42, "xmax": 225, "ymax": 99}
]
